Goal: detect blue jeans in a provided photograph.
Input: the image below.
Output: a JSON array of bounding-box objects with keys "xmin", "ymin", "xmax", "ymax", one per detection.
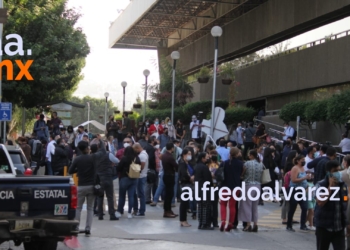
[
  {"xmin": 133, "ymin": 177, "xmax": 146, "ymax": 214},
  {"xmin": 172, "ymin": 172, "xmax": 178, "ymax": 204},
  {"xmin": 153, "ymin": 172, "xmax": 165, "ymax": 203},
  {"xmin": 117, "ymin": 177, "xmax": 137, "ymax": 214},
  {"xmin": 46, "ymin": 161, "xmax": 53, "ymax": 175}
]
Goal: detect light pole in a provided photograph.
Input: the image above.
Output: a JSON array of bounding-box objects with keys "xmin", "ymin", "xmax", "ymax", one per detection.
[
  {"xmin": 143, "ymin": 69, "xmax": 150, "ymax": 122},
  {"xmin": 210, "ymin": 26, "xmax": 223, "ymax": 137},
  {"xmin": 87, "ymin": 102, "xmax": 90, "ymax": 132},
  {"xmin": 170, "ymin": 51, "xmax": 180, "ymax": 124},
  {"xmin": 104, "ymin": 92, "xmax": 109, "ymax": 126},
  {"xmin": 121, "ymin": 81, "xmax": 127, "ymax": 113}
]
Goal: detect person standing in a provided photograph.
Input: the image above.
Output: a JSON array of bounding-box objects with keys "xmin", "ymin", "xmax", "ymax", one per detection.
[
  {"xmin": 45, "ymin": 134, "xmax": 56, "ymax": 176},
  {"xmin": 175, "ymin": 119, "xmax": 186, "ymax": 142},
  {"xmin": 236, "ymin": 123, "xmax": 244, "ymax": 149},
  {"xmin": 194, "ymin": 152, "xmax": 213, "ymax": 230},
  {"xmin": 243, "ymin": 122, "xmax": 256, "ymax": 160},
  {"xmin": 122, "ymin": 112, "xmax": 131, "ymax": 141},
  {"xmin": 164, "ymin": 118, "xmax": 176, "ymax": 141},
  {"xmin": 190, "ymin": 115, "xmax": 202, "ymax": 144},
  {"xmin": 50, "ymin": 112, "xmax": 62, "ymax": 136},
  {"xmin": 106, "ymin": 115, "xmax": 119, "ymax": 145},
  {"xmin": 161, "ymin": 143, "xmax": 178, "ymax": 218},
  {"xmin": 282, "ymin": 122, "xmax": 295, "ymax": 146},
  {"xmin": 132, "ymin": 143, "xmax": 149, "ymax": 216},
  {"xmin": 339, "ymin": 134, "xmax": 350, "ymax": 155},
  {"xmin": 220, "ymin": 148, "xmax": 243, "ymax": 231},
  {"xmin": 216, "ymin": 140, "xmax": 230, "ymax": 162},
  {"xmin": 314, "ymin": 160, "xmax": 348, "ymax": 249},
  {"xmin": 69, "ymin": 139, "xmax": 106, "ymax": 236},
  {"xmin": 34, "ymin": 114, "xmax": 48, "ymax": 141},
  {"xmin": 148, "ymin": 118, "xmax": 164, "ymax": 138}
]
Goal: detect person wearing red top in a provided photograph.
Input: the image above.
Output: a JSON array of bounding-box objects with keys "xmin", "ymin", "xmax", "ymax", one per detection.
[{"xmin": 148, "ymin": 118, "xmax": 164, "ymax": 137}]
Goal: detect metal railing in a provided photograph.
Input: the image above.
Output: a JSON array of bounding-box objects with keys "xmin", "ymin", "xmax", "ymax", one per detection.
[{"xmin": 233, "ymin": 29, "xmax": 350, "ymax": 70}]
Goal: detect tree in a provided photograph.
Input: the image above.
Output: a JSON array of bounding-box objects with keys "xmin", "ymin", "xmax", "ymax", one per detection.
[
  {"xmin": 69, "ymin": 96, "xmax": 119, "ymax": 133},
  {"xmin": 327, "ymin": 90, "xmax": 350, "ymax": 131},
  {"xmin": 148, "ymin": 56, "xmax": 194, "ymax": 109},
  {"xmin": 224, "ymin": 106, "xmax": 255, "ymax": 125},
  {"xmin": 304, "ymin": 99, "xmax": 329, "ymax": 123},
  {"xmin": 2, "ymin": 0, "xmax": 90, "ymax": 108},
  {"xmin": 279, "ymin": 101, "xmax": 312, "ymax": 124}
]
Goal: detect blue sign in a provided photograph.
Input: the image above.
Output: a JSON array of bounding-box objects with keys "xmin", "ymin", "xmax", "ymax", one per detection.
[{"xmin": 0, "ymin": 103, "xmax": 12, "ymax": 121}]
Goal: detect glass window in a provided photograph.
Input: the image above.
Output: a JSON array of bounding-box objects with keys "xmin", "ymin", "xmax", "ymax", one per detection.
[
  {"xmin": 0, "ymin": 149, "xmax": 11, "ymax": 174},
  {"xmin": 9, "ymin": 153, "xmax": 23, "ymax": 164}
]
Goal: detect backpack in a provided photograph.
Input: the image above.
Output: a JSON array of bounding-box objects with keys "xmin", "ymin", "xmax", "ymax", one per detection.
[
  {"xmin": 127, "ymin": 159, "xmax": 141, "ymax": 178},
  {"xmin": 215, "ymin": 163, "xmax": 225, "ymax": 183}
]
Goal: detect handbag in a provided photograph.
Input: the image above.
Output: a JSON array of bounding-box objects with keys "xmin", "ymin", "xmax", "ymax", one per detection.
[
  {"xmin": 261, "ymin": 164, "xmax": 272, "ymax": 184},
  {"xmin": 147, "ymin": 169, "xmax": 157, "ymax": 183}
]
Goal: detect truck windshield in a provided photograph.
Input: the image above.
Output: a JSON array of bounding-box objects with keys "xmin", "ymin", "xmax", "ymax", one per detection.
[{"xmin": 0, "ymin": 148, "xmax": 11, "ymax": 174}]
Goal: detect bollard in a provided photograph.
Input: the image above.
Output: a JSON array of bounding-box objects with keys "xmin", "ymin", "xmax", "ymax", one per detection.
[{"xmin": 63, "ymin": 166, "xmax": 68, "ymax": 176}]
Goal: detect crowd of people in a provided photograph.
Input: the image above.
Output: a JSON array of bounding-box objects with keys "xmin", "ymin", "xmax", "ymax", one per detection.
[{"xmin": 8, "ymin": 111, "xmax": 350, "ymax": 249}]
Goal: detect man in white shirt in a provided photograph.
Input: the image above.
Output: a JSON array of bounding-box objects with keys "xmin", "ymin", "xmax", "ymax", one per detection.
[
  {"xmin": 236, "ymin": 123, "xmax": 244, "ymax": 148},
  {"xmin": 133, "ymin": 143, "xmax": 148, "ymax": 216},
  {"xmin": 304, "ymin": 146, "xmax": 316, "ymax": 173},
  {"xmin": 45, "ymin": 134, "xmax": 56, "ymax": 175},
  {"xmin": 282, "ymin": 122, "xmax": 295, "ymax": 145},
  {"xmin": 190, "ymin": 115, "xmax": 202, "ymax": 144},
  {"xmin": 339, "ymin": 134, "xmax": 350, "ymax": 154}
]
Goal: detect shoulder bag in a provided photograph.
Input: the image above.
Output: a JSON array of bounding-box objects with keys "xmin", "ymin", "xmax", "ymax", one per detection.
[{"xmin": 261, "ymin": 163, "xmax": 271, "ymax": 184}]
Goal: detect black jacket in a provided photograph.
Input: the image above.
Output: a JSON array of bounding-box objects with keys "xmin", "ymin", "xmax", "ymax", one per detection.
[
  {"xmin": 220, "ymin": 158, "xmax": 243, "ymax": 190},
  {"xmin": 194, "ymin": 162, "xmax": 213, "ymax": 199},
  {"xmin": 139, "ymin": 140, "xmax": 156, "ymax": 170},
  {"xmin": 52, "ymin": 145, "xmax": 69, "ymax": 173},
  {"xmin": 178, "ymin": 160, "xmax": 192, "ymax": 185}
]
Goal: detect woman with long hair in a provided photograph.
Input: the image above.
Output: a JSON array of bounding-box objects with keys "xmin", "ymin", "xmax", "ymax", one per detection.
[
  {"xmin": 178, "ymin": 148, "xmax": 194, "ymax": 227},
  {"xmin": 194, "ymin": 152, "xmax": 213, "ymax": 230},
  {"xmin": 281, "ymin": 150, "xmax": 298, "ymax": 224},
  {"xmin": 262, "ymin": 147, "xmax": 277, "ymax": 203},
  {"xmin": 116, "ymin": 146, "xmax": 140, "ymax": 219},
  {"xmin": 254, "ymin": 123, "xmax": 267, "ymax": 146},
  {"xmin": 286, "ymin": 155, "xmax": 310, "ymax": 231},
  {"xmin": 238, "ymin": 150, "xmax": 264, "ymax": 232}
]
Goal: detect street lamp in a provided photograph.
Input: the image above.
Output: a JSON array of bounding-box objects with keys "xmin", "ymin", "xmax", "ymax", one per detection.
[
  {"xmin": 143, "ymin": 69, "xmax": 150, "ymax": 122},
  {"xmin": 210, "ymin": 26, "xmax": 223, "ymax": 137},
  {"xmin": 170, "ymin": 51, "xmax": 180, "ymax": 124},
  {"xmin": 121, "ymin": 81, "xmax": 127, "ymax": 113},
  {"xmin": 104, "ymin": 92, "xmax": 109, "ymax": 126}
]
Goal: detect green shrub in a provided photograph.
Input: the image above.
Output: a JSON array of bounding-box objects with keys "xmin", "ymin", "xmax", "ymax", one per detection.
[
  {"xmin": 327, "ymin": 90, "xmax": 350, "ymax": 125},
  {"xmin": 304, "ymin": 99, "xmax": 329, "ymax": 122},
  {"xmin": 136, "ymin": 108, "xmax": 184, "ymax": 124},
  {"xmin": 182, "ymin": 100, "xmax": 229, "ymax": 123},
  {"xmin": 224, "ymin": 106, "xmax": 255, "ymax": 125},
  {"xmin": 279, "ymin": 101, "xmax": 312, "ymax": 123}
]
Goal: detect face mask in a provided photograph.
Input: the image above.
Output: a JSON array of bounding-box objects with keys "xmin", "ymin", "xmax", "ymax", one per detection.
[
  {"xmin": 186, "ymin": 155, "xmax": 192, "ymax": 161},
  {"xmin": 314, "ymin": 152, "xmax": 320, "ymax": 158},
  {"xmin": 146, "ymin": 122, "xmax": 149, "ymax": 126},
  {"xmin": 124, "ymin": 143, "xmax": 130, "ymax": 148},
  {"xmin": 59, "ymin": 125, "xmax": 63, "ymax": 128},
  {"xmin": 227, "ymin": 146, "xmax": 231, "ymax": 151},
  {"xmin": 168, "ymin": 122, "xmax": 172, "ymax": 126},
  {"xmin": 155, "ymin": 121, "xmax": 159, "ymax": 125},
  {"xmin": 284, "ymin": 126, "xmax": 287, "ymax": 129},
  {"xmin": 301, "ymin": 162, "xmax": 306, "ymax": 166},
  {"xmin": 154, "ymin": 145, "xmax": 159, "ymax": 149},
  {"xmin": 330, "ymin": 171, "xmax": 342, "ymax": 182}
]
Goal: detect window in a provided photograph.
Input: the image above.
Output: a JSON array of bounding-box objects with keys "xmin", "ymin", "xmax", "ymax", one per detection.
[
  {"xmin": 0, "ymin": 149, "xmax": 11, "ymax": 174},
  {"xmin": 9, "ymin": 152, "xmax": 23, "ymax": 164}
]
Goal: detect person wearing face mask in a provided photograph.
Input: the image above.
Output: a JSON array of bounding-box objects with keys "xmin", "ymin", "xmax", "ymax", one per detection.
[
  {"xmin": 158, "ymin": 128, "xmax": 171, "ymax": 150},
  {"xmin": 164, "ymin": 118, "xmax": 176, "ymax": 140},
  {"xmin": 51, "ymin": 138, "xmax": 69, "ymax": 176},
  {"xmin": 314, "ymin": 160, "xmax": 348, "ymax": 249},
  {"xmin": 282, "ymin": 122, "xmax": 295, "ymax": 146},
  {"xmin": 194, "ymin": 152, "xmax": 214, "ymax": 230},
  {"xmin": 148, "ymin": 118, "xmax": 164, "ymax": 138},
  {"xmin": 176, "ymin": 119, "xmax": 186, "ymax": 142},
  {"xmin": 208, "ymin": 150, "xmax": 220, "ymax": 228},
  {"xmin": 116, "ymin": 137, "xmax": 133, "ymax": 160},
  {"xmin": 178, "ymin": 148, "xmax": 194, "ymax": 227},
  {"xmin": 138, "ymin": 120, "xmax": 149, "ymax": 138},
  {"xmin": 190, "ymin": 115, "xmax": 203, "ymax": 144},
  {"xmin": 286, "ymin": 155, "xmax": 310, "ymax": 232},
  {"xmin": 281, "ymin": 137, "xmax": 293, "ymax": 170}
]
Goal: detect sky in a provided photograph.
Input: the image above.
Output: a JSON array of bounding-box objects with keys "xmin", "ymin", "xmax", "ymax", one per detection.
[{"xmin": 67, "ymin": 0, "xmax": 350, "ymax": 109}]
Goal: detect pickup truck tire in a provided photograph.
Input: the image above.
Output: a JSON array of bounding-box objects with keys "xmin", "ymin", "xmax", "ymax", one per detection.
[{"xmin": 23, "ymin": 239, "xmax": 58, "ymax": 250}]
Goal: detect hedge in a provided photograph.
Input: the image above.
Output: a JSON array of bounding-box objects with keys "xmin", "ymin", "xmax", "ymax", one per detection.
[
  {"xmin": 279, "ymin": 101, "xmax": 312, "ymax": 123},
  {"xmin": 224, "ymin": 106, "xmax": 255, "ymax": 125},
  {"xmin": 326, "ymin": 89, "xmax": 350, "ymax": 125},
  {"xmin": 304, "ymin": 99, "xmax": 328, "ymax": 122},
  {"xmin": 136, "ymin": 107, "xmax": 184, "ymax": 124}
]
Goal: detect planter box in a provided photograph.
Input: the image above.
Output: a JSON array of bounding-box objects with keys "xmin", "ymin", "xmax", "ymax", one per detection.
[
  {"xmin": 133, "ymin": 104, "xmax": 142, "ymax": 109},
  {"xmin": 222, "ymin": 79, "xmax": 233, "ymax": 85},
  {"xmin": 197, "ymin": 77, "xmax": 209, "ymax": 84},
  {"xmin": 114, "ymin": 110, "xmax": 120, "ymax": 114},
  {"xmin": 149, "ymin": 103, "xmax": 158, "ymax": 109}
]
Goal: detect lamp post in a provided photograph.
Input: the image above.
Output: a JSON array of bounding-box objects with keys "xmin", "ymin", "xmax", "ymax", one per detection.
[
  {"xmin": 121, "ymin": 81, "xmax": 127, "ymax": 113},
  {"xmin": 143, "ymin": 69, "xmax": 150, "ymax": 122},
  {"xmin": 104, "ymin": 92, "xmax": 109, "ymax": 126},
  {"xmin": 210, "ymin": 26, "xmax": 223, "ymax": 137},
  {"xmin": 170, "ymin": 51, "xmax": 180, "ymax": 124},
  {"xmin": 87, "ymin": 102, "xmax": 90, "ymax": 132}
]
